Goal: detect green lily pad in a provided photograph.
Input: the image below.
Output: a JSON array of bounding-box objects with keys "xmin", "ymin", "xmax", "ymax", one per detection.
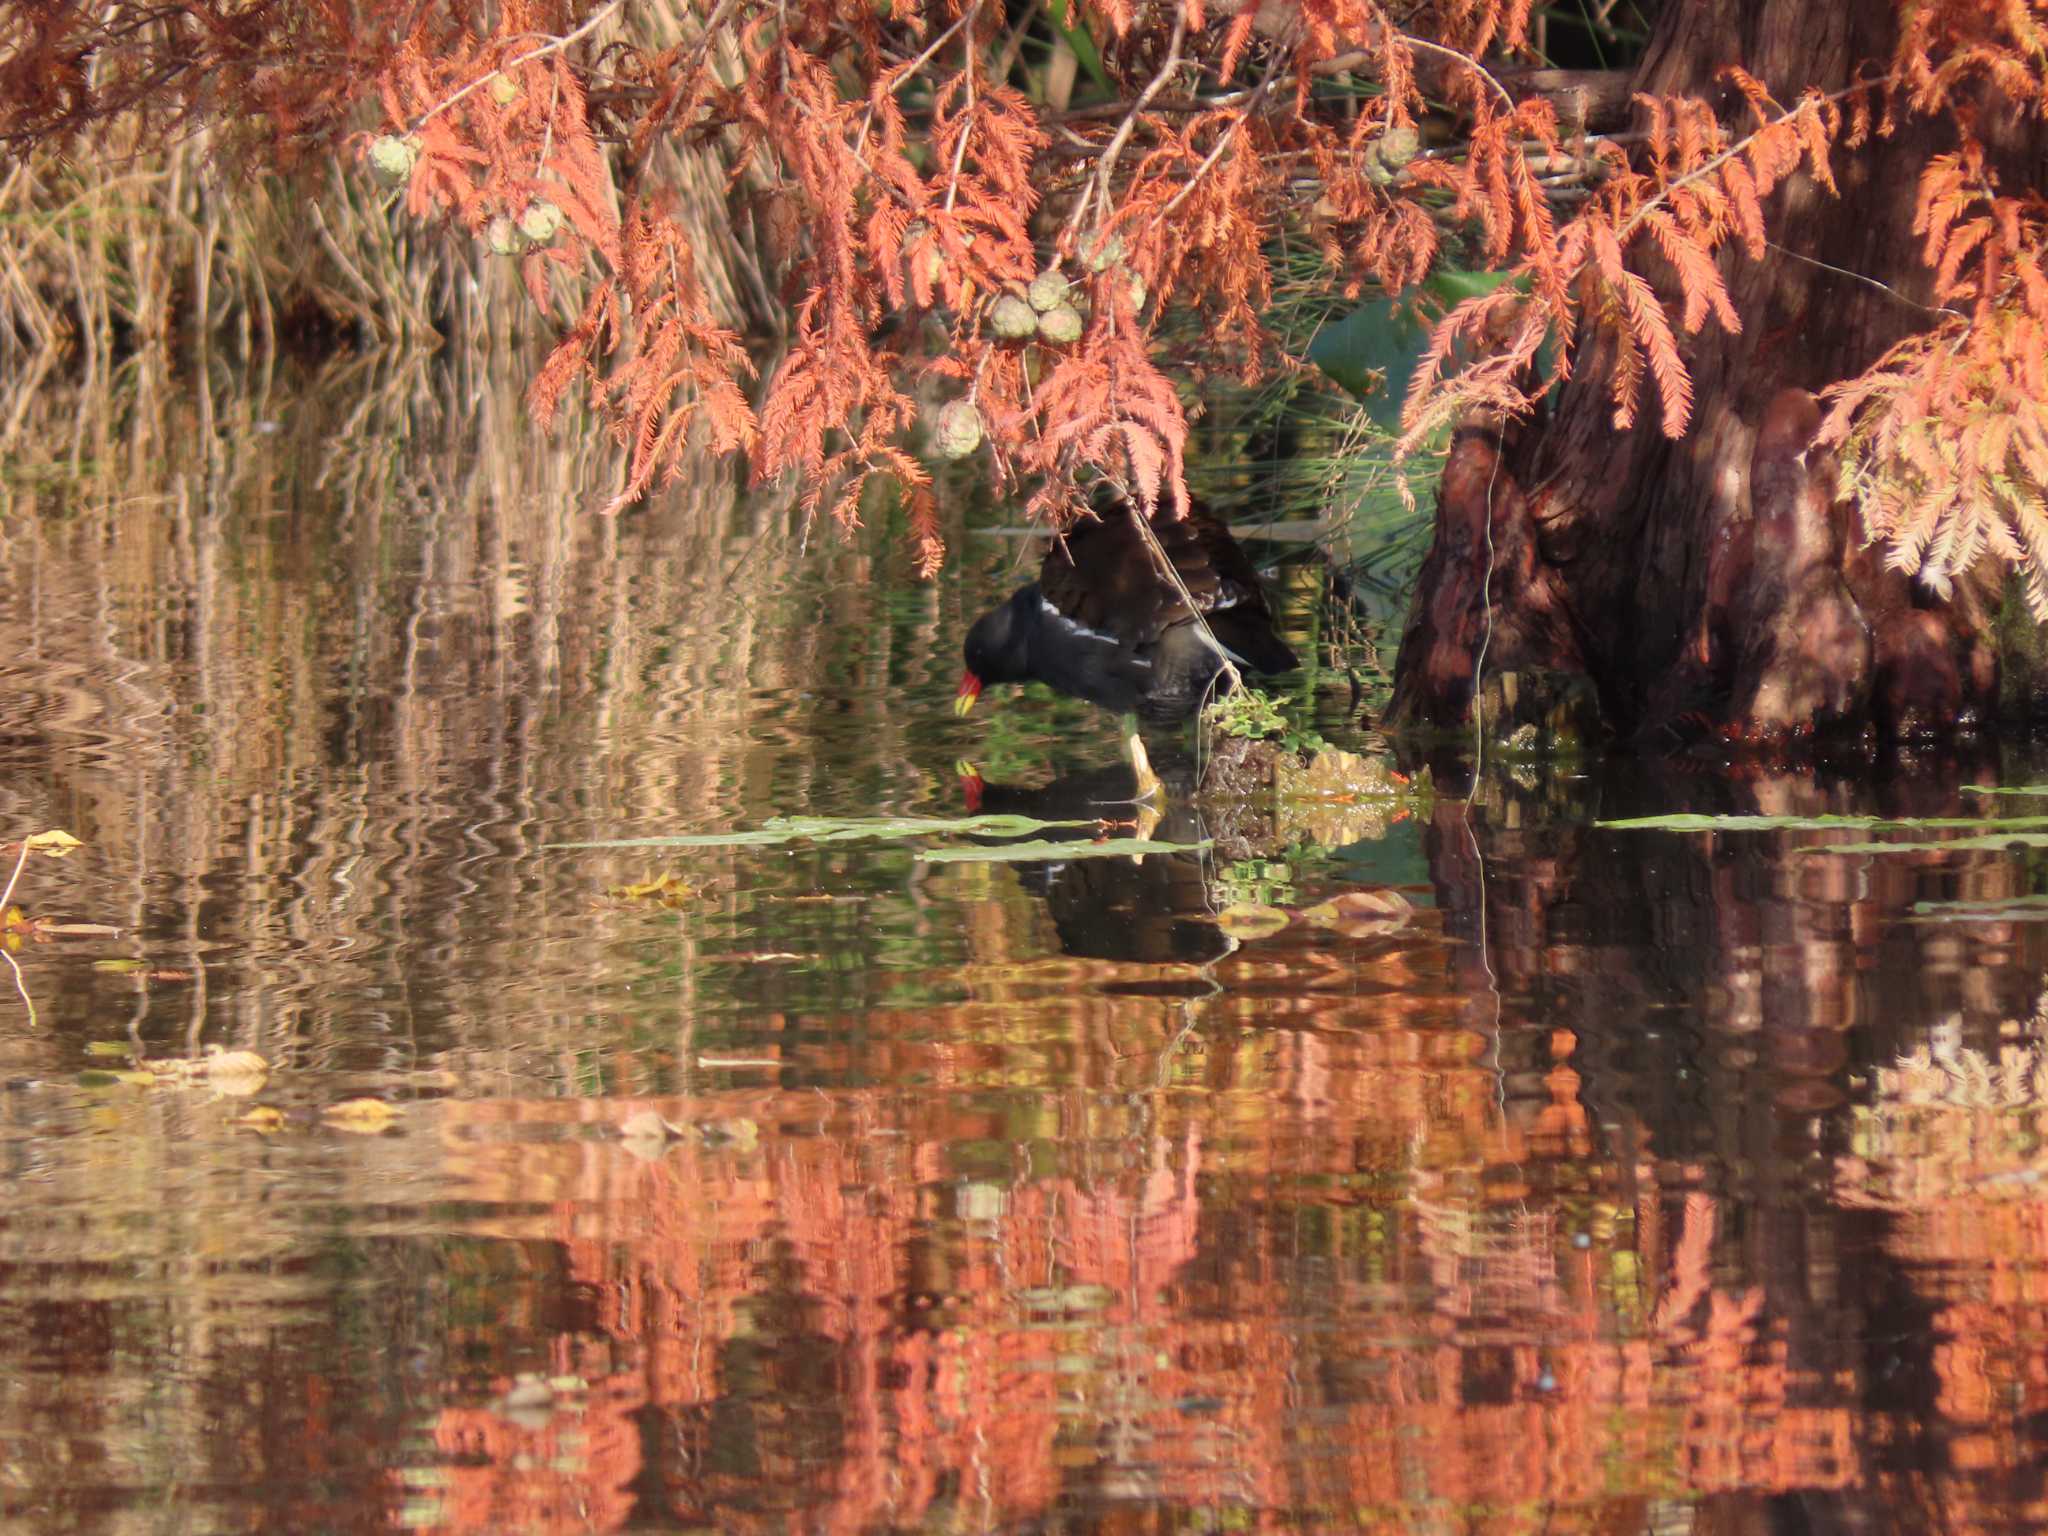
[
  {"xmin": 917, "ymin": 837, "xmax": 1210, "ymax": 864},
  {"xmin": 552, "ymin": 813, "xmax": 1093, "ymax": 851}
]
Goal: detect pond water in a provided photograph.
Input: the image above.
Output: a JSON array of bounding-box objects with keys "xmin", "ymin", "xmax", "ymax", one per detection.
[{"xmin": 2, "ymin": 361, "xmax": 2046, "ymax": 1535}]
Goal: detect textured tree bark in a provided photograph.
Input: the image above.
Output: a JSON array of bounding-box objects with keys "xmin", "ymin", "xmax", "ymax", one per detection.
[{"xmin": 1387, "ymin": 1, "xmax": 2024, "ymax": 741}]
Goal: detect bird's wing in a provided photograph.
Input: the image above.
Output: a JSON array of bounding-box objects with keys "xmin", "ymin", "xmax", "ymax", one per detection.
[{"xmin": 1037, "ymin": 500, "xmax": 1193, "ymax": 645}]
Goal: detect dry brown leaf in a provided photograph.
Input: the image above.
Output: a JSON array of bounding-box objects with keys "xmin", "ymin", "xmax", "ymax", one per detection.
[{"xmin": 1301, "ymin": 888, "xmax": 1414, "ymax": 938}]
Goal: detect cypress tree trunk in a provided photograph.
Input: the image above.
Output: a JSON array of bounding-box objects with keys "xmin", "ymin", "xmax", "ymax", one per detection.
[{"xmin": 1387, "ymin": 1, "xmax": 2034, "ymax": 741}]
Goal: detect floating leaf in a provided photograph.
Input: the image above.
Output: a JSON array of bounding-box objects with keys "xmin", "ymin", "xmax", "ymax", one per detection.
[
  {"xmin": 133, "ymin": 1045, "xmax": 271, "ymax": 1093},
  {"xmin": 1302, "ymin": 888, "xmax": 1414, "ymax": 938},
  {"xmin": 1215, "ymin": 903, "xmax": 1291, "ymax": 940},
  {"xmin": 500, "ymin": 1375, "xmax": 556, "ymax": 1412},
  {"xmin": 1803, "ymin": 833, "xmax": 2048, "ymax": 856},
  {"xmin": 1600, "ymin": 812, "xmax": 2048, "ymax": 832},
  {"xmin": 238, "ymin": 1106, "xmax": 288, "ymax": 1132},
  {"xmin": 323, "ymin": 1098, "xmax": 400, "ymax": 1131},
  {"xmin": 917, "ymin": 837, "xmax": 1210, "ymax": 864},
  {"xmin": 552, "ymin": 812, "xmax": 1092, "ymax": 852},
  {"xmin": 1911, "ymin": 894, "xmax": 2048, "ymax": 920},
  {"xmin": 1018, "ymin": 1282, "xmax": 1114, "ymax": 1313},
  {"xmin": 703, "ymin": 1117, "xmax": 760, "ymax": 1151},
  {"xmin": 92, "ymin": 958, "xmax": 147, "ymax": 973},
  {"xmin": 20, "ymin": 830, "xmax": 83, "ymax": 858},
  {"xmin": 203, "ymin": 1049, "xmax": 272, "ymax": 1092},
  {"xmin": 40, "ymin": 923, "xmax": 120, "ymax": 938},
  {"xmin": 84, "ymin": 1040, "xmax": 132, "ymax": 1056},
  {"xmin": 607, "ymin": 872, "xmax": 696, "ymax": 907},
  {"xmin": 1313, "ymin": 889, "xmax": 1414, "ymax": 919},
  {"xmin": 78, "ymin": 1069, "xmax": 157, "ymax": 1088}
]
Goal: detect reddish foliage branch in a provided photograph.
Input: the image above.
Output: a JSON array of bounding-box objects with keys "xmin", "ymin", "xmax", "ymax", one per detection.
[
  {"xmin": 44, "ymin": 0, "xmax": 2048, "ymax": 609},
  {"xmin": 1394, "ymin": 2, "xmax": 2048, "ymax": 611},
  {"xmin": 352, "ymin": 0, "xmax": 1548, "ymax": 553},
  {"xmin": 1821, "ymin": 144, "xmax": 2048, "ymax": 617},
  {"xmin": 1400, "ymin": 79, "xmax": 1841, "ymax": 454}
]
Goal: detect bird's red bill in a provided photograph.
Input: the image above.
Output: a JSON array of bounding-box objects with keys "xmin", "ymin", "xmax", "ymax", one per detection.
[{"xmin": 953, "ymin": 670, "xmax": 983, "ymax": 716}]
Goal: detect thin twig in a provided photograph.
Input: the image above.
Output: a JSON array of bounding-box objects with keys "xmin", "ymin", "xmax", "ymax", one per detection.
[
  {"xmin": 1152, "ymin": 49, "xmax": 1284, "ymax": 224},
  {"xmin": 1615, "ymin": 76, "xmax": 1877, "ymax": 247},
  {"xmin": 991, "ymin": 0, "xmax": 1043, "ymax": 80},
  {"xmin": 1122, "ymin": 490, "xmax": 1244, "ymax": 696},
  {"xmin": 887, "ymin": 10, "xmax": 974, "ymax": 91},
  {"xmin": 943, "ymin": 4, "xmax": 981, "ymax": 214},
  {"xmin": 1046, "ymin": 91, "xmax": 1253, "ymax": 123},
  {"xmin": 851, "ymin": 10, "xmax": 972, "ymax": 154},
  {"xmin": 1397, "ymin": 34, "xmax": 1517, "ymax": 115},
  {"xmin": 538, "ymin": 61, "xmax": 562, "ymax": 172},
  {"xmin": 1, "ymin": 949, "xmax": 31, "ymax": 1027},
  {"xmin": 1765, "ymin": 240, "xmax": 1961, "ymax": 319},
  {"xmin": 1157, "ymin": 121, "xmax": 1244, "ymax": 219},
  {"xmin": 1064, "ymin": 1, "xmax": 1191, "ymax": 247},
  {"xmin": 414, "ymin": 0, "xmax": 624, "ymax": 130},
  {"xmin": 0, "ymin": 839, "xmax": 29, "ymax": 912}
]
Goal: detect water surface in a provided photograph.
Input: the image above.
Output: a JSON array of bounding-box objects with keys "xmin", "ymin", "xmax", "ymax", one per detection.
[{"xmin": 1, "ymin": 362, "xmax": 2045, "ymax": 1534}]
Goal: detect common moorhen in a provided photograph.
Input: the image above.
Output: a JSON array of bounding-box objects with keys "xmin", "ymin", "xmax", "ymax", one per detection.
[{"xmin": 954, "ymin": 494, "xmax": 1298, "ymax": 725}]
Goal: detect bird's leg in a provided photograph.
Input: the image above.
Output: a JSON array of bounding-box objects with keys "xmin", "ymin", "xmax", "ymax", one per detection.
[{"xmin": 1123, "ymin": 718, "xmax": 1163, "ymax": 804}]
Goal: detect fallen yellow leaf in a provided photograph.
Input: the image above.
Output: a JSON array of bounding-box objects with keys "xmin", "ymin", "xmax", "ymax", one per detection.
[
  {"xmin": 322, "ymin": 1099, "xmax": 400, "ymax": 1132},
  {"xmin": 1215, "ymin": 902, "xmax": 1291, "ymax": 940}
]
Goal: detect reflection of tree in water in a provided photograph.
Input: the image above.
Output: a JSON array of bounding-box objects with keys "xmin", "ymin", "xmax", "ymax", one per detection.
[
  {"xmin": 422, "ymin": 1061, "xmax": 1872, "ymax": 1527},
  {"xmin": 385, "ymin": 753, "xmax": 2048, "ymax": 1533},
  {"xmin": 1836, "ymin": 1014, "xmax": 2048, "ymax": 1533},
  {"xmin": 1418, "ymin": 755, "xmax": 2048, "ymax": 1535},
  {"xmin": 11, "ymin": 369, "xmax": 2048, "ymax": 1530}
]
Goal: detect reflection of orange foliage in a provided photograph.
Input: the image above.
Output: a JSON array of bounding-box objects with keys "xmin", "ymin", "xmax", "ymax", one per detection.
[
  {"xmin": 1839, "ymin": 1024, "xmax": 2048, "ymax": 1535},
  {"xmin": 1934, "ymin": 1300, "xmax": 2048, "ymax": 1426},
  {"xmin": 424, "ymin": 1369, "xmax": 644, "ymax": 1536},
  {"xmin": 415, "ymin": 1044, "xmax": 1857, "ymax": 1533}
]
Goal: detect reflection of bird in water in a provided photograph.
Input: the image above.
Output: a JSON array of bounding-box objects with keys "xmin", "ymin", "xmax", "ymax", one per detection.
[
  {"xmin": 954, "ymin": 492, "xmax": 1297, "ymax": 725},
  {"xmin": 954, "ymin": 761, "xmax": 1230, "ymax": 965}
]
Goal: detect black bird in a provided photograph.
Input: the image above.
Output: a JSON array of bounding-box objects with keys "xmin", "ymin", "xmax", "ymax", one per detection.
[{"xmin": 954, "ymin": 494, "xmax": 1298, "ymax": 725}]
